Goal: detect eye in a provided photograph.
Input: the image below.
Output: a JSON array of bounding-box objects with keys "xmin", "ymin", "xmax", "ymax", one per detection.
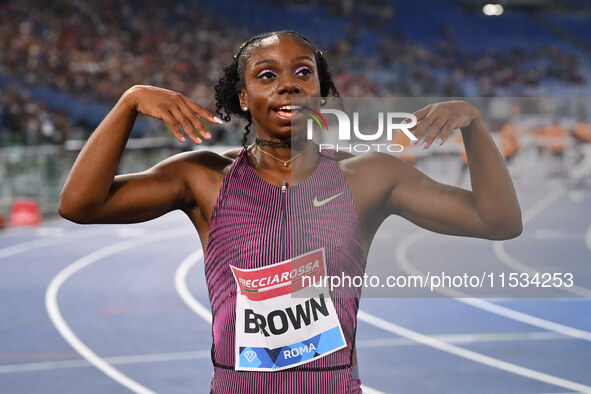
[
  {"xmin": 294, "ymin": 66, "xmax": 313, "ymax": 76},
  {"xmin": 256, "ymin": 69, "xmax": 277, "ymax": 79}
]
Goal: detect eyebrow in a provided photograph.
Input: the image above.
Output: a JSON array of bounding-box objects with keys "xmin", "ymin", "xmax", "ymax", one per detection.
[
  {"xmin": 253, "ymin": 56, "xmax": 315, "ymax": 67},
  {"xmin": 295, "ymin": 56, "xmax": 314, "ymax": 62}
]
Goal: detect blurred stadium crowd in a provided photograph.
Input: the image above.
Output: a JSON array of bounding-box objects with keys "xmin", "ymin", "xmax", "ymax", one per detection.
[{"xmin": 0, "ymin": 0, "xmax": 589, "ymax": 147}]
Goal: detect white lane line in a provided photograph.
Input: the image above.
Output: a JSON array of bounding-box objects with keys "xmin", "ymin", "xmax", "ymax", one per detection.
[
  {"xmin": 0, "ymin": 359, "xmax": 90, "ymax": 374},
  {"xmin": 360, "ymin": 386, "xmax": 385, "ymax": 394},
  {"xmin": 522, "ymin": 188, "xmax": 565, "ymax": 224},
  {"xmin": 357, "ymin": 310, "xmax": 591, "ymax": 393},
  {"xmin": 458, "ymin": 298, "xmax": 591, "ymax": 342},
  {"xmin": 0, "ymin": 350, "xmax": 210, "ymax": 374},
  {"xmin": 45, "ymin": 226, "xmax": 192, "ymax": 394},
  {"xmin": 0, "ymin": 227, "xmax": 112, "ymax": 260},
  {"xmin": 539, "ymin": 392, "xmax": 579, "ymax": 394},
  {"xmin": 393, "ymin": 229, "xmax": 591, "ymax": 387},
  {"xmin": 174, "ymin": 249, "xmax": 211, "ymax": 322},
  {"xmin": 492, "ymin": 187, "xmax": 591, "ymax": 297},
  {"xmin": 585, "ymin": 223, "xmax": 591, "ymax": 253},
  {"xmin": 397, "ymin": 231, "xmax": 591, "ymax": 341},
  {"xmin": 173, "ymin": 250, "xmax": 387, "ymax": 394},
  {"xmin": 356, "ymin": 331, "xmax": 567, "ymax": 349},
  {"xmin": 35, "ymin": 227, "xmax": 67, "ymax": 237},
  {"xmin": 1, "ymin": 331, "xmax": 569, "ymax": 375}
]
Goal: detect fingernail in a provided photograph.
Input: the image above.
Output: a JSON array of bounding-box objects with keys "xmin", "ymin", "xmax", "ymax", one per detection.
[
  {"xmin": 214, "ymin": 116, "xmax": 223, "ymax": 124},
  {"xmin": 196, "ymin": 138, "xmax": 202, "ymax": 144},
  {"xmin": 205, "ymin": 132, "xmax": 211, "ymax": 139},
  {"xmin": 422, "ymin": 141, "xmax": 429, "ymax": 150},
  {"xmin": 437, "ymin": 138, "xmax": 443, "ymax": 145}
]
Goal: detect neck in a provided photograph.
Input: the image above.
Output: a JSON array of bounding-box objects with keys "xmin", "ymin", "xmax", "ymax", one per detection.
[
  {"xmin": 248, "ymin": 141, "xmax": 317, "ymax": 171},
  {"xmin": 255, "ymin": 137, "xmax": 291, "ymax": 149}
]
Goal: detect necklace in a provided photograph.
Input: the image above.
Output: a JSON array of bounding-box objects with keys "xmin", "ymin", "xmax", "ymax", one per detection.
[
  {"xmin": 255, "ymin": 138, "xmax": 291, "ymax": 149},
  {"xmin": 256, "ymin": 145, "xmax": 313, "ymax": 167}
]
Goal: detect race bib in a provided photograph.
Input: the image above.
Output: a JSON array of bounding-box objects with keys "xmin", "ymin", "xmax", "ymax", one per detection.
[{"xmin": 230, "ymin": 248, "xmax": 346, "ymax": 372}]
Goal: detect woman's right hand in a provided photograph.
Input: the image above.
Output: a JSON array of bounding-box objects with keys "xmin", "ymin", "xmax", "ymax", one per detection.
[{"xmin": 123, "ymin": 85, "xmax": 223, "ymax": 144}]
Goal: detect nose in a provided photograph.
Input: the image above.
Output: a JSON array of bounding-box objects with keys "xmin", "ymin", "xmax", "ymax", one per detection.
[{"xmin": 278, "ymin": 74, "xmax": 301, "ymax": 95}]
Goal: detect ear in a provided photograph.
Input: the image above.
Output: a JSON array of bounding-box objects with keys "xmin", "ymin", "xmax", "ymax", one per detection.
[{"xmin": 238, "ymin": 88, "xmax": 248, "ymax": 109}]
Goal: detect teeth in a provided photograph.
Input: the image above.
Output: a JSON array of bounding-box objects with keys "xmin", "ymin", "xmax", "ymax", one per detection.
[{"xmin": 277, "ymin": 105, "xmax": 301, "ymax": 111}]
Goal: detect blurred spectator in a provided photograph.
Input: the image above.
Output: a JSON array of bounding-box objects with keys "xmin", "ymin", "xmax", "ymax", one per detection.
[
  {"xmin": 573, "ymin": 118, "xmax": 591, "ymax": 144},
  {"xmin": 0, "ymin": 85, "xmax": 67, "ymax": 146},
  {"xmin": 499, "ymin": 118, "xmax": 521, "ymax": 164},
  {"xmin": 374, "ymin": 25, "xmax": 585, "ymax": 97},
  {"xmin": 0, "ymin": 0, "xmax": 587, "ymax": 147},
  {"xmin": 544, "ymin": 118, "xmax": 570, "ymax": 175},
  {"xmin": 570, "ymin": 118, "xmax": 591, "ymax": 183}
]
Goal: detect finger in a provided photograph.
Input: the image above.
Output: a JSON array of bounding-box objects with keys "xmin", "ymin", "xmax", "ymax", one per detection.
[
  {"xmin": 400, "ymin": 116, "xmax": 419, "ymax": 145},
  {"xmin": 180, "ymin": 95, "xmax": 223, "ymax": 125},
  {"xmin": 412, "ymin": 112, "xmax": 438, "ymax": 142},
  {"xmin": 435, "ymin": 121, "xmax": 459, "ymax": 146},
  {"xmin": 177, "ymin": 104, "xmax": 211, "ymax": 140},
  {"xmin": 413, "ymin": 105, "xmax": 432, "ymax": 123},
  {"xmin": 422, "ymin": 118, "xmax": 449, "ymax": 150},
  {"xmin": 172, "ymin": 109, "xmax": 203, "ymax": 144},
  {"xmin": 162, "ymin": 112, "xmax": 186, "ymax": 143}
]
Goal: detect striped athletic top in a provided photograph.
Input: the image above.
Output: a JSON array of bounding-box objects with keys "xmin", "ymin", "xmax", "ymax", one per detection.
[{"xmin": 204, "ymin": 147, "xmax": 366, "ymax": 393}]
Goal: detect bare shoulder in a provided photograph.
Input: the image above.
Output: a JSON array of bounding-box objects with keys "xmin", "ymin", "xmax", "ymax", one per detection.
[
  {"xmin": 153, "ymin": 149, "xmax": 238, "ymax": 218},
  {"xmin": 334, "ymin": 150, "xmax": 412, "ymax": 220},
  {"xmin": 335, "ymin": 150, "xmax": 410, "ymax": 185},
  {"xmin": 220, "ymin": 147, "xmax": 242, "ymax": 160},
  {"xmin": 154, "ymin": 149, "xmax": 237, "ymax": 178}
]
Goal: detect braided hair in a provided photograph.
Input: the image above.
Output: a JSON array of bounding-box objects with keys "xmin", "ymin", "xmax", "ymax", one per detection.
[{"xmin": 214, "ymin": 31, "xmax": 340, "ymax": 147}]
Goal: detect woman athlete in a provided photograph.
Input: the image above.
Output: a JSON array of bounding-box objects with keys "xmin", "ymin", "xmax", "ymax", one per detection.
[{"xmin": 59, "ymin": 31, "xmax": 522, "ymax": 393}]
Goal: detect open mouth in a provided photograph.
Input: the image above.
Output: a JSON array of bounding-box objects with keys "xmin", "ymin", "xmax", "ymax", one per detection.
[{"xmin": 273, "ymin": 105, "xmax": 303, "ymax": 120}]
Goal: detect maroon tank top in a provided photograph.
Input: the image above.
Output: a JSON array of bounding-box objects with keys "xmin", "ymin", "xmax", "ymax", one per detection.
[{"xmin": 204, "ymin": 148, "xmax": 366, "ymax": 393}]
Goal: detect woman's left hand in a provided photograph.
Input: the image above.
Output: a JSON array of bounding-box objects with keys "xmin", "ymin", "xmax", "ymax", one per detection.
[{"xmin": 410, "ymin": 100, "xmax": 480, "ymax": 150}]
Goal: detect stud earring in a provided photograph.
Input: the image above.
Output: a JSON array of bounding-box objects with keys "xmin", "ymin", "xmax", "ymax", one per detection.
[{"xmin": 242, "ymin": 106, "xmax": 248, "ymax": 112}]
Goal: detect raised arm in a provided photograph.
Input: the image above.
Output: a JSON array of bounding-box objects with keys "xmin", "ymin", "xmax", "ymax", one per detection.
[
  {"xmin": 58, "ymin": 85, "xmax": 222, "ymax": 224},
  {"xmin": 389, "ymin": 101, "xmax": 522, "ymax": 240}
]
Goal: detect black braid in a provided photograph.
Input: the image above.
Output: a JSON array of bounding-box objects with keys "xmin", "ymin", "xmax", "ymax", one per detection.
[{"xmin": 214, "ymin": 30, "xmax": 340, "ymax": 147}]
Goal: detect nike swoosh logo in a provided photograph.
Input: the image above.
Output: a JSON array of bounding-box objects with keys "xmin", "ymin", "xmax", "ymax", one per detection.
[{"xmin": 313, "ymin": 193, "xmax": 343, "ymax": 207}]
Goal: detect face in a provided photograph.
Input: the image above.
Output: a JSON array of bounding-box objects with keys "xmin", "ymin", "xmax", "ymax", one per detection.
[{"xmin": 238, "ymin": 34, "xmax": 322, "ymax": 140}]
